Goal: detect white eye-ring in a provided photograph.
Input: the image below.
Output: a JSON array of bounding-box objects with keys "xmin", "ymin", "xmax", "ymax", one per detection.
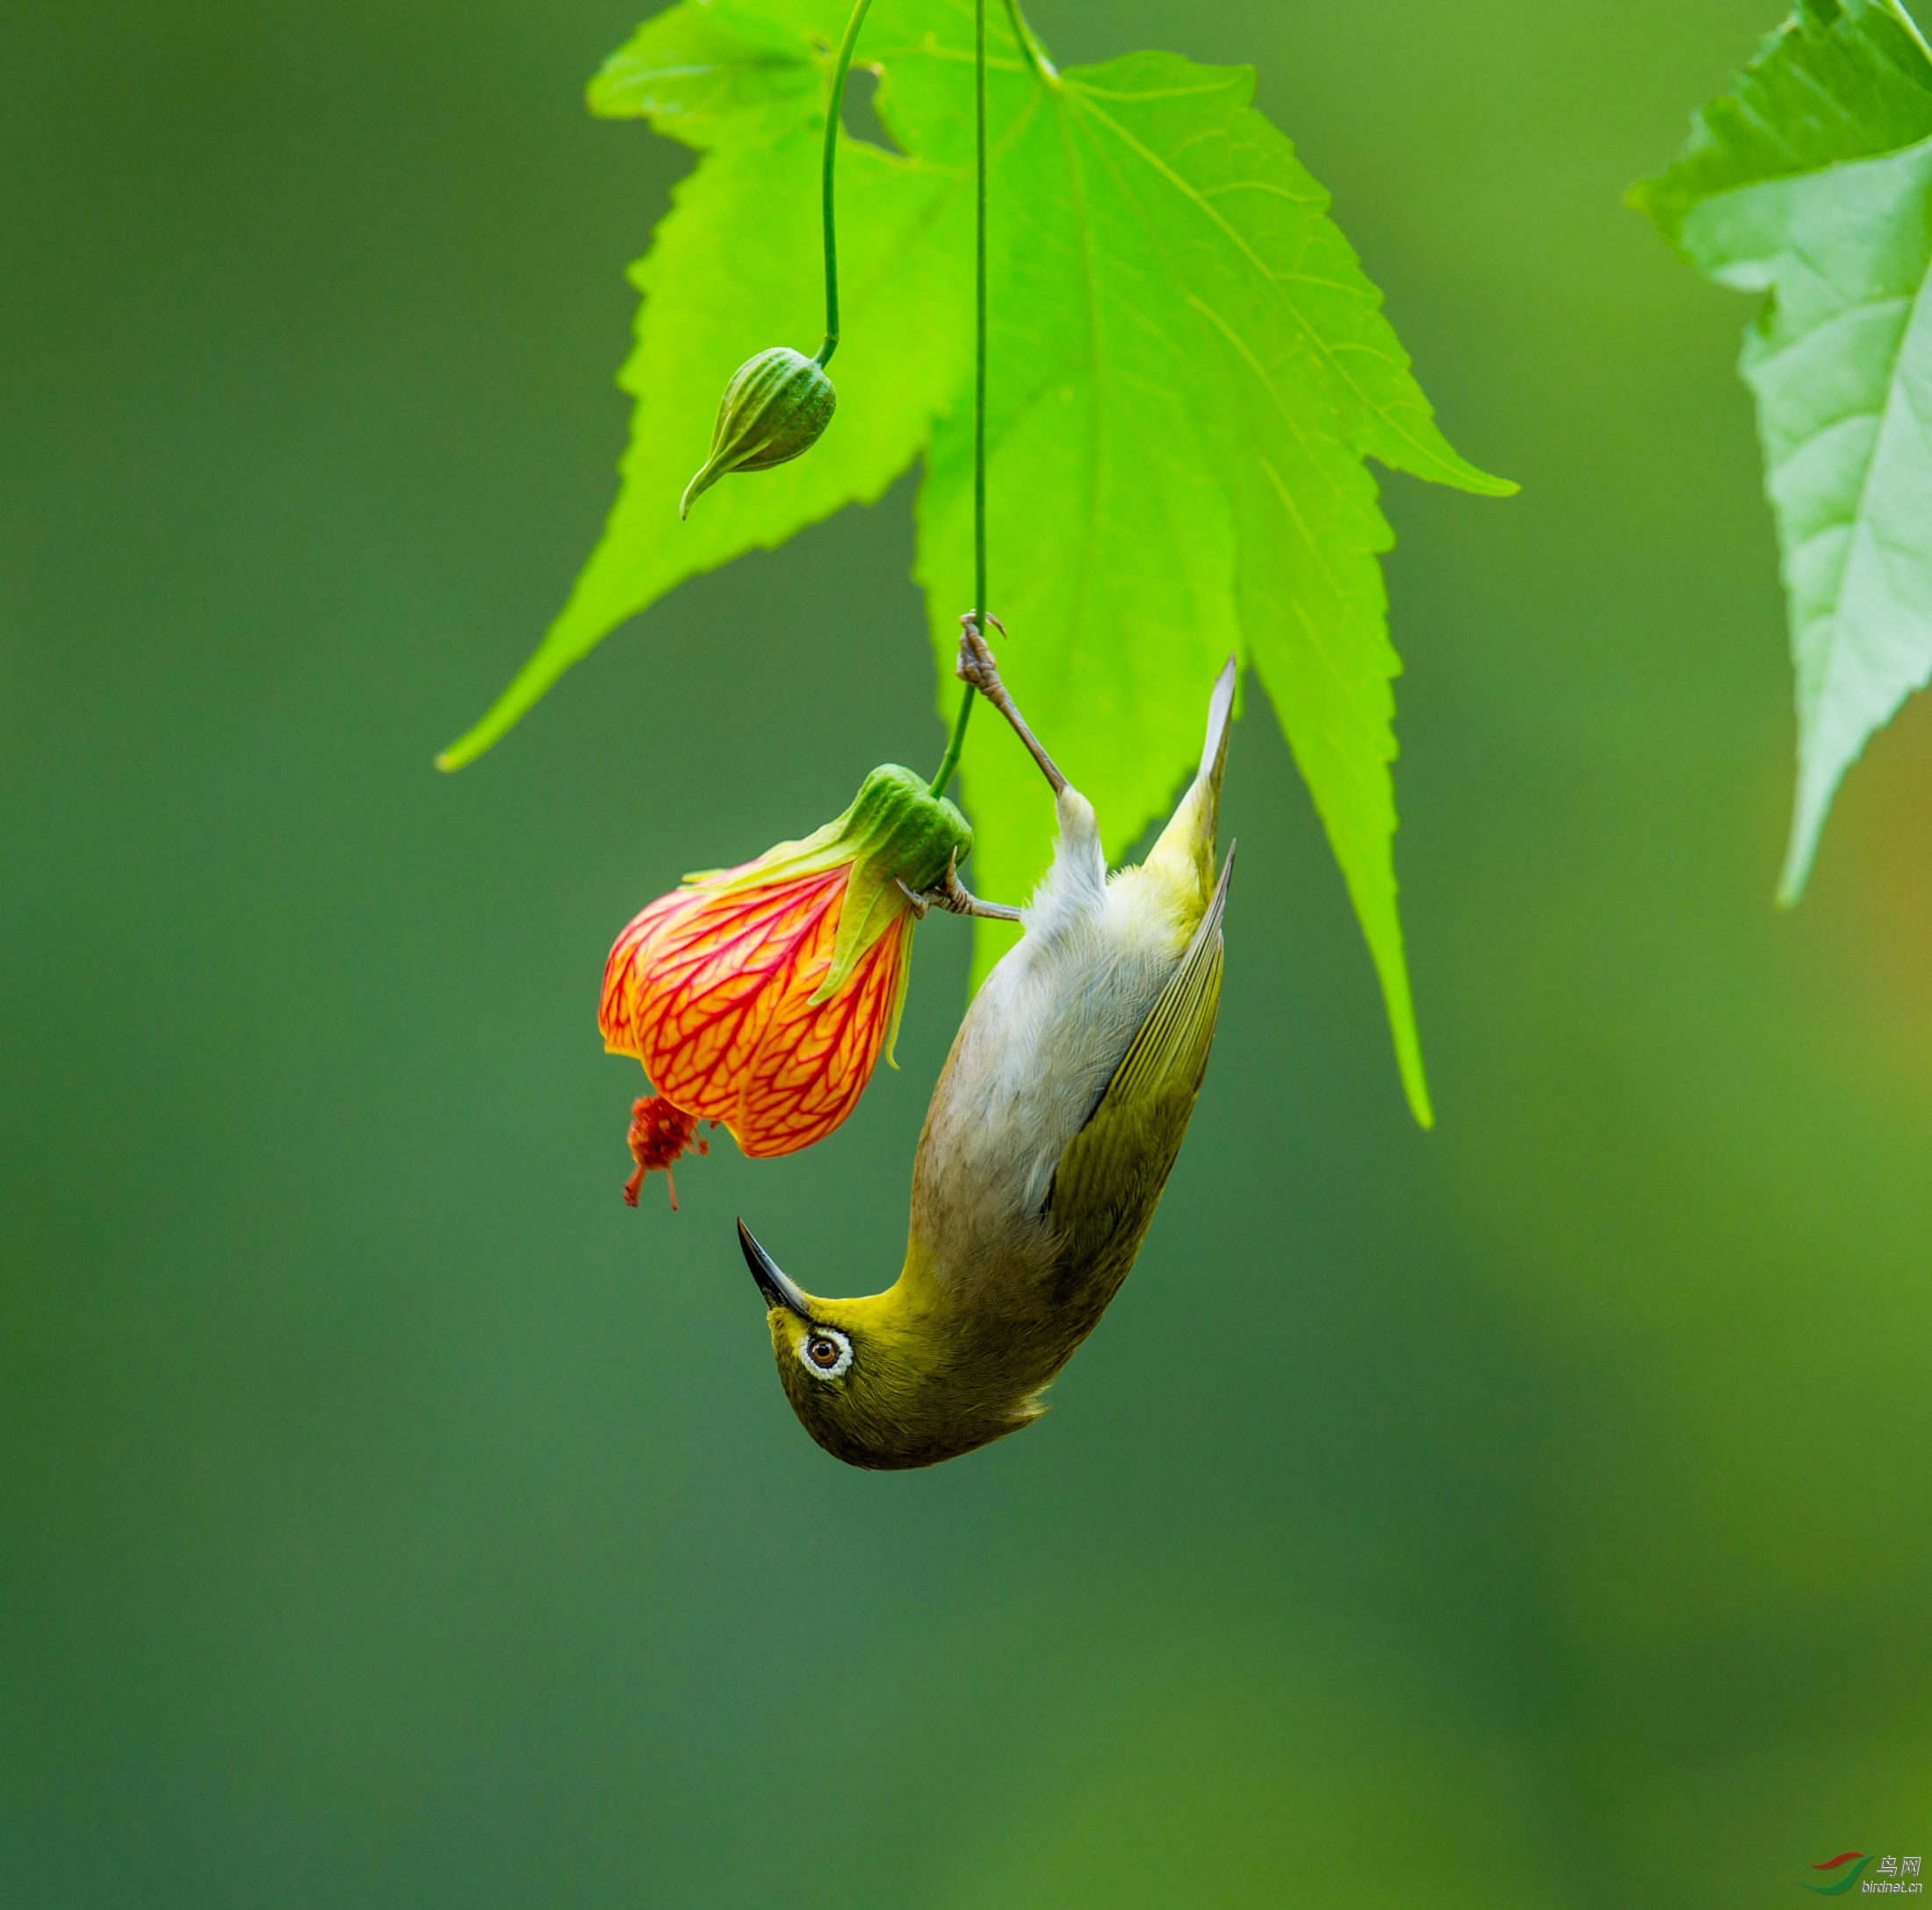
[{"xmin": 797, "ymin": 1326, "xmax": 853, "ymax": 1380}]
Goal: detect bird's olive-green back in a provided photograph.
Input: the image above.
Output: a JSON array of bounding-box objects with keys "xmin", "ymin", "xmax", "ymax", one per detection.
[{"xmin": 1042, "ymin": 852, "xmax": 1233, "ymax": 1336}]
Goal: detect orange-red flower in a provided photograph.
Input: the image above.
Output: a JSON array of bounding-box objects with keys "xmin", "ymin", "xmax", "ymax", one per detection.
[{"xmin": 601, "ymin": 765, "xmax": 972, "ymax": 1164}]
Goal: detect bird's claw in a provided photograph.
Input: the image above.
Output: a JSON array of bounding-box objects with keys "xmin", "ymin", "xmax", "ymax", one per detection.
[{"xmin": 955, "ymin": 610, "xmax": 1007, "ymax": 693}]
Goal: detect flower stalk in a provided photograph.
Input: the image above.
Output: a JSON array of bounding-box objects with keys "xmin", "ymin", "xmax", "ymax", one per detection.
[{"xmin": 931, "ymin": 0, "xmax": 991, "ymax": 795}]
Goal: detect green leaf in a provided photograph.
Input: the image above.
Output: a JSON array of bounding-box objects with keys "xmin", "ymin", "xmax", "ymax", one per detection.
[
  {"xmin": 435, "ymin": 0, "xmax": 972, "ymax": 770},
  {"xmin": 440, "ymin": 0, "xmax": 1512, "ymax": 1126},
  {"xmin": 1633, "ymin": 0, "xmax": 1932, "ymax": 902}
]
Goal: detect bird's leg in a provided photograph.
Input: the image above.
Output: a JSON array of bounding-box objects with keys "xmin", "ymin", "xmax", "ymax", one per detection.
[
  {"xmin": 933, "ymin": 857, "xmax": 1024, "ymax": 923},
  {"xmin": 956, "ymin": 612, "xmax": 1067, "ymax": 796},
  {"xmin": 900, "ymin": 861, "xmax": 1023, "ymax": 924}
]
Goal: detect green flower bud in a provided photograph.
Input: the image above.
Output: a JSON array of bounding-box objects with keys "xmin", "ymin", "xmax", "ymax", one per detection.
[{"xmin": 680, "ymin": 346, "xmax": 837, "ymax": 519}]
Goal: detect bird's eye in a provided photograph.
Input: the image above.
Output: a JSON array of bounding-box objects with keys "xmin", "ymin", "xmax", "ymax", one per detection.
[{"xmin": 797, "ymin": 1328, "xmax": 853, "ymax": 1380}]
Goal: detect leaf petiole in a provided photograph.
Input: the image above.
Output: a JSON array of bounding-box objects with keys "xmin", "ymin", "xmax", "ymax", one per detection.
[{"xmin": 998, "ymin": 0, "xmax": 1056, "ymax": 83}]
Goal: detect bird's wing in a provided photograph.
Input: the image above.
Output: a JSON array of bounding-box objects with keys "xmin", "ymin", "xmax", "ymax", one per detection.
[{"xmin": 1046, "ymin": 847, "xmax": 1234, "ymax": 1280}]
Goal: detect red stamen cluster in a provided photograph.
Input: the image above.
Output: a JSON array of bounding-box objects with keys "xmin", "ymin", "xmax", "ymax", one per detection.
[{"xmin": 622, "ymin": 1092, "xmax": 708, "ymax": 1210}]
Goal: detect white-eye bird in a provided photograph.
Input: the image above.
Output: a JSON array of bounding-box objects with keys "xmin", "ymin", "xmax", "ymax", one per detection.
[{"xmin": 737, "ymin": 625, "xmax": 1236, "ymax": 1469}]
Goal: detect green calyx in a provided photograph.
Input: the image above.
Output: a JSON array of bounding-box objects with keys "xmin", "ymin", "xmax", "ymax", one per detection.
[
  {"xmin": 699, "ymin": 765, "xmax": 971, "ymax": 1004},
  {"xmin": 680, "ymin": 347, "xmax": 838, "ymax": 518},
  {"xmin": 829, "ymin": 760, "xmax": 974, "ymax": 900},
  {"xmin": 810, "ymin": 764, "xmax": 971, "ymax": 1001}
]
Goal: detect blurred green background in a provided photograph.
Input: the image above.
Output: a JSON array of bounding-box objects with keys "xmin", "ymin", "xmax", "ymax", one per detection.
[{"xmin": 4, "ymin": 0, "xmax": 1930, "ymax": 1903}]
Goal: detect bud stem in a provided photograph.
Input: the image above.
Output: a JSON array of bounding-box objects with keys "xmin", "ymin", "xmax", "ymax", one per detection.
[{"xmin": 815, "ymin": 0, "xmax": 876, "ymax": 371}]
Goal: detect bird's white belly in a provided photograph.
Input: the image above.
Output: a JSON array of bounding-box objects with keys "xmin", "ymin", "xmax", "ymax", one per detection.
[{"xmin": 912, "ymin": 792, "xmax": 1192, "ymax": 1295}]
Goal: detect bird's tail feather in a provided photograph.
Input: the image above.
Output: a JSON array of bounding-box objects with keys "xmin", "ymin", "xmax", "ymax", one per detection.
[
  {"xmin": 1198, "ymin": 653, "xmax": 1236, "ymax": 795},
  {"xmin": 1145, "ymin": 656, "xmax": 1237, "ymax": 907}
]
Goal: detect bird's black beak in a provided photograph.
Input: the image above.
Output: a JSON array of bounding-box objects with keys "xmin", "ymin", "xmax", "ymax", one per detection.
[{"xmin": 737, "ymin": 1219, "xmax": 812, "ymax": 1319}]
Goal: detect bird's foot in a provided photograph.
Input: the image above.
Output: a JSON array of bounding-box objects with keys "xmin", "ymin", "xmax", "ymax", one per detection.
[
  {"xmin": 900, "ymin": 858, "xmax": 1023, "ymax": 924},
  {"xmin": 955, "ymin": 611, "xmax": 1006, "ymax": 696}
]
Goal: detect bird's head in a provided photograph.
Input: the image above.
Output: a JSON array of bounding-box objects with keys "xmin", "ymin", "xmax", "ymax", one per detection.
[{"xmin": 736, "ymin": 1220, "xmax": 1044, "ymax": 1470}]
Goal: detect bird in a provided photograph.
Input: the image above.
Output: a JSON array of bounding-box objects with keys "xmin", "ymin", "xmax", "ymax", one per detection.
[{"xmin": 736, "ymin": 621, "xmax": 1236, "ymax": 1469}]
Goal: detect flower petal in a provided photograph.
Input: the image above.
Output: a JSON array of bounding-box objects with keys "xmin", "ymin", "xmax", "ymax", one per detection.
[
  {"xmin": 600, "ymin": 887, "xmax": 702, "ymax": 1057},
  {"xmin": 604, "ymin": 866, "xmax": 910, "ymax": 1155},
  {"xmin": 732, "ymin": 915, "xmax": 911, "ymax": 1157},
  {"xmin": 633, "ymin": 870, "xmax": 844, "ymax": 1104}
]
